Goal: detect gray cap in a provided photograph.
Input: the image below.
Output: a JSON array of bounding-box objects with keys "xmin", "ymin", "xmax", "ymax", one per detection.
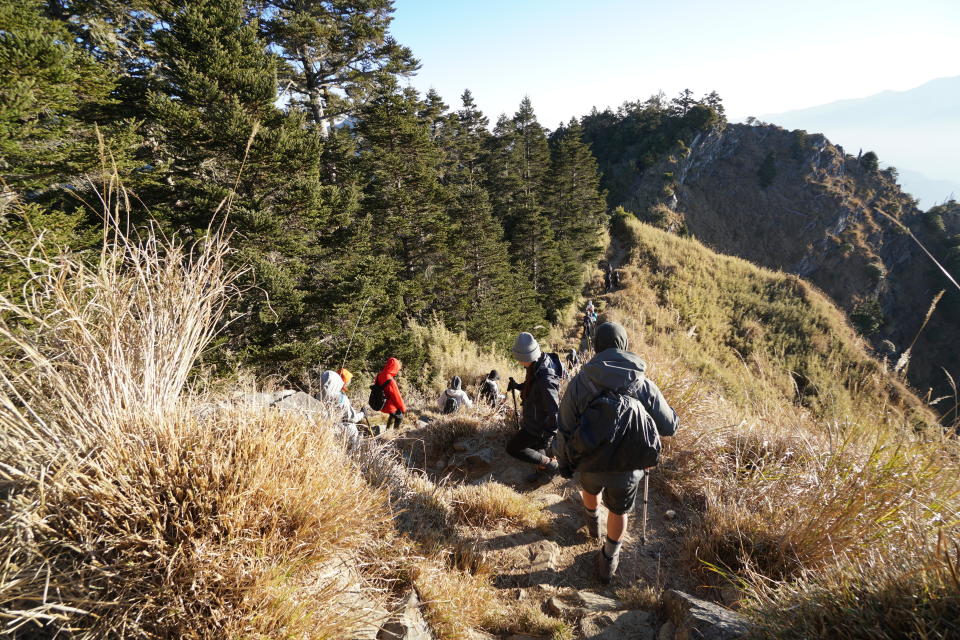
[{"xmin": 512, "ymin": 332, "xmax": 542, "ymax": 363}]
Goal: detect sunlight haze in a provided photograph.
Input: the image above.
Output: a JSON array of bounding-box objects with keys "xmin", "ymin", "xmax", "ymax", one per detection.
[{"xmin": 391, "ymin": 0, "xmax": 960, "ymax": 127}]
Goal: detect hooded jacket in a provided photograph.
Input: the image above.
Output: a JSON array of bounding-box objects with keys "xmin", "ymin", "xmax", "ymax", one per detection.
[
  {"xmin": 519, "ymin": 351, "xmax": 563, "ymax": 440},
  {"xmin": 319, "ymin": 370, "xmax": 365, "ymax": 424},
  {"xmin": 437, "ymin": 376, "xmax": 473, "ymax": 412},
  {"xmin": 558, "ymin": 323, "xmax": 679, "ymax": 473},
  {"xmin": 375, "ymin": 357, "xmax": 406, "ymax": 415}
]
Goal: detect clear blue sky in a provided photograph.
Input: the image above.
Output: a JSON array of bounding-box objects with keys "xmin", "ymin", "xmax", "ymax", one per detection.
[{"xmin": 390, "ymin": 0, "xmax": 960, "ymax": 128}]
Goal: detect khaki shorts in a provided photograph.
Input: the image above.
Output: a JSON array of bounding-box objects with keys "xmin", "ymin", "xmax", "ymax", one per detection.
[{"xmin": 578, "ymin": 469, "xmax": 644, "ymax": 515}]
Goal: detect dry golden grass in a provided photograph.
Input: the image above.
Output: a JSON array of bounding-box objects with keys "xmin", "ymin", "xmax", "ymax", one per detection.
[
  {"xmin": 601, "ymin": 213, "xmax": 960, "ymax": 634},
  {"xmin": 408, "ymin": 318, "xmax": 523, "ymax": 394},
  {"xmin": 0, "ymin": 215, "xmax": 393, "ymax": 638},
  {"xmin": 447, "ymin": 481, "xmax": 547, "ymax": 529}
]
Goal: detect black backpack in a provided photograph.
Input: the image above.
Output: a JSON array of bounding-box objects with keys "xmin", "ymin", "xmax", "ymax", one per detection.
[
  {"xmin": 566, "ymin": 380, "xmax": 661, "ymax": 472},
  {"xmin": 368, "ymin": 378, "xmax": 389, "ymax": 411},
  {"xmin": 442, "ymin": 393, "xmax": 461, "ymax": 415},
  {"xmin": 479, "ymin": 379, "xmax": 497, "ymax": 403}
]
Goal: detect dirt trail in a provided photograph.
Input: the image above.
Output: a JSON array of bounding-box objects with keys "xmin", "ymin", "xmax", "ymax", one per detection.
[{"xmin": 390, "ymin": 240, "xmax": 697, "ymax": 637}]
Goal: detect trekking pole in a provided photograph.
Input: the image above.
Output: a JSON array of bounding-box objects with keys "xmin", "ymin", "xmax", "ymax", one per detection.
[
  {"xmin": 641, "ymin": 468, "xmax": 650, "ymax": 545},
  {"xmin": 510, "ymin": 388, "xmax": 521, "ymax": 430}
]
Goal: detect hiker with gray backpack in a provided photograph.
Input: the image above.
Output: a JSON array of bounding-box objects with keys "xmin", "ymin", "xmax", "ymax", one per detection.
[
  {"xmin": 557, "ymin": 321, "xmax": 679, "ymax": 584},
  {"xmin": 438, "ymin": 375, "xmax": 473, "ymax": 414}
]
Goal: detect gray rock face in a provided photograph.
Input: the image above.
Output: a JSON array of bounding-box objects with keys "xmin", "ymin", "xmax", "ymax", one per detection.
[
  {"xmin": 579, "ymin": 610, "xmax": 655, "ymax": 639},
  {"xmin": 662, "ymin": 590, "xmax": 748, "ymax": 640},
  {"xmin": 378, "ymin": 591, "xmax": 434, "ymax": 640}
]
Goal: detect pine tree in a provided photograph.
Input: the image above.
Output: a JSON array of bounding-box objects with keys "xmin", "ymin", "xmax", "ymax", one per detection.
[
  {"xmin": 545, "ymin": 118, "xmax": 608, "ymax": 266},
  {"xmin": 259, "ymin": 0, "xmax": 419, "ymax": 135},
  {"xmin": 355, "ymin": 83, "xmax": 452, "ymax": 322},
  {"xmin": 440, "ymin": 90, "xmax": 542, "ymax": 344},
  {"xmin": 486, "ymin": 97, "xmax": 570, "ymax": 319},
  {"xmin": 0, "ymin": 0, "xmax": 115, "ymax": 196},
  {"xmin": 144, "ymin": 0, "xmax": 346, "ymax": 373}
]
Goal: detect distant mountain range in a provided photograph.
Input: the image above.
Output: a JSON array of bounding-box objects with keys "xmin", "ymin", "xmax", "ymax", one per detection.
[{"xmin": 760, "ymin": 76, "xmax": 960, "ymax": 207}]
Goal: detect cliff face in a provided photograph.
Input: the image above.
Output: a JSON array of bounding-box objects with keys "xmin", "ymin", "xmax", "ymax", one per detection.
[{"xmin": 610, "ymin": 123, "xmax": 959, "ymax": 407}]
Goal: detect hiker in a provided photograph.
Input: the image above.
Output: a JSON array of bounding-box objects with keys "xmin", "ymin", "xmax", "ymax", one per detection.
[
  {"xmin": 372, "ymin": 357, "xmax": 406, "ymax": 430},
  {"xmin": 566, "ymin": 348, "xmax": 581, "ymax": 374},
  {"xmin": 479, "ymin": 369, "xmax": 505, "ymax": 407},
  {"xmin": 318, "ymin": 370, "xmax": 363, "ymax": 445},
  {"xmin": 604, "ymin": 265, "xmax": 613, "ymax": 292},
  {"xmin": 557, "ymin": 321, "xmax": 679, "ymax": 584},
  {"xmin": 585, "ymin": 299, "xmax": 595, "ymax": 316},
  {"xmin": 583, "ymin": 312, "xmax": 595, "ymax": 339},
  {"xmin": 438, "ymin": 375, "xmax": 473, "ymax": 414},
  {"xmin": 505, "ymin": 332, "xmax": 563, "ymax": 483}
]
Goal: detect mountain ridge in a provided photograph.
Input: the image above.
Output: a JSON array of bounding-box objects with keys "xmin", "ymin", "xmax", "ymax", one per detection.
[{"xmin": 758, "ymin": 76, "xmax": 960, "ymax": 204}]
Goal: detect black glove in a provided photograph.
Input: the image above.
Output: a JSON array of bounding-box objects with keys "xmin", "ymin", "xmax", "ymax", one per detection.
[{"xmin": 507, "ymin": 377, "xmax": 521, "ymax": 392}]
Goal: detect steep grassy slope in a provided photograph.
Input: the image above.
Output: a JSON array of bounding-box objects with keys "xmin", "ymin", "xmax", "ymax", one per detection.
[
  {"xmin": 600, "ymin": 214, "xmax": 959, "ymax": 638},
  {"xmin": 609, "ymin": 212, "xmax": 934, "ymax": 428},
  {"xmin": 592, "ymin": 119, "xmax": 959, "ymax": 420}
]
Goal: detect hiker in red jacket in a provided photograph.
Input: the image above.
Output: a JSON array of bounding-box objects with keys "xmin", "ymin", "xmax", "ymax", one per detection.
[{"xmin": 376, "ymin": 357, "xmax": 407, "ymax": 430}]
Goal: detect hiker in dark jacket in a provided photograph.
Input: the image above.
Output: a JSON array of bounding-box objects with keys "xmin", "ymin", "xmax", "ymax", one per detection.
[
  {"xmin": 506, "ymin": 332, "xmax": 563, "ymax": 483},
  {"xmin": 479, "ymin": 369, "xmax": 504, "ymax": 407},
  {"xmin": 557, "ymin": 321, "xmax": 679, "ymax": 583}
]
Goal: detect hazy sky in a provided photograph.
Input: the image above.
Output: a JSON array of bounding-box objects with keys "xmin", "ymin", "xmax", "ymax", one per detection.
[{"xmin": 390, "ymin": 0, "xmax": 959, "ymax": 128}]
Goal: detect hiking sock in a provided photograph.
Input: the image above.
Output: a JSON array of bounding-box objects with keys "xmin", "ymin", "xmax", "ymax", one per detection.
[{"xmin": 602, "ymin": 536, "xmax": 622, "ymax": 560}]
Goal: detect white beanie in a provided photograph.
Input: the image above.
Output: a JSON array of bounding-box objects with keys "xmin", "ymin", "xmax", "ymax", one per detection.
[{"xmin": 512, "ymin": 332, "xmax": 542, "ymax": 363}]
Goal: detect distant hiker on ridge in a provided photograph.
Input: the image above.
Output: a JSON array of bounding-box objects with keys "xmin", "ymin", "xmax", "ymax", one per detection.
[
  {"xmin": 438, "ymin": 375, "xmax": 473, "ymax": 414},
  {"xmin": 371, "ymin": 357, "xmax": 406, "ymax": 430},
  {"xmin": 557, "ymin": 321, "xmax": 679, "ymax": 584},
  {"xmin": 479, "ymin": 369, "xmax": 505, "ymax": 407},
  {"xmin": 506, "ymin": 332, "xmax": 563, "ymax": 483}
]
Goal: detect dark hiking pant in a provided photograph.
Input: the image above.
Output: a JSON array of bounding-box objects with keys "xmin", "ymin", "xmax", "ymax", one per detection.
[
  {"xmin": 385, "ymin": 412, "xmax": 403, "ymax": 430},
  {"xmin": 506, "ymin": 430, "xmax": 552, "ymax": 466}
]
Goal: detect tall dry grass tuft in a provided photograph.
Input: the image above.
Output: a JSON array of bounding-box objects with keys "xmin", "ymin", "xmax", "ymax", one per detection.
[
  {"xmin": 0, "ymin": 217, "xmax": 391, "ymax": 637},
  {"xmin": 408, "ymin": 318, "xmax": 523, "ymax": 393}
]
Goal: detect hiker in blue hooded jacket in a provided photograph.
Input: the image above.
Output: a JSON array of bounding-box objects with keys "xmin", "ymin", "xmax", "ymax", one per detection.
[
  {"xmin": 557, "ymin": 321, "xmax": 679, "ymax": 584},
  {"xmin": 506, "ymin": 332, "xmax": 563, "ymax": 483}
]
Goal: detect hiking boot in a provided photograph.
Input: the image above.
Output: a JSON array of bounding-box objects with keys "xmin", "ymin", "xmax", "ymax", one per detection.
[
  {"xmin": 524, "ymin": 459, "xmax": 558, "ymax": 484},
  {"xmin": 595, "ymin": 549, "xmax": 619, "ymax": 585}
]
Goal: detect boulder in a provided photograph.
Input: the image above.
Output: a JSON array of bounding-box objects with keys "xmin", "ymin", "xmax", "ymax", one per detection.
[
  {"xmin": 575, "ymin": 590, "xmax": 622, "ymax": 612},
  {"xmin": 463, "ymin": 448, "xmax": 495, "ymax": 473},
  {"xmin": 378, "ymin": 591, "xmax": 434, "ymax": 640},
  {"xmin": 579, "ymin": 610, "xmax": 655, "ymax": 639},
  {"xmin": 452, "ymin": 439, "xmax": 473, "ymax": 452},
  {"xmin": 544, "ymin": 596, "xmax": 569, "ymax": 617},
  {"xmin": 311, "ymin": 559, "xmax": 391, "ymax": 639},
  {"xmin": 662, "ymin": 590, "xmax": 748, "ymax": 640},
  {"xmin": 658, "ymin": 621, "xmax": 676, "ymax": 640},
  {"xmin": 273, "ymin": 391, "xmax": 325, "ymax": 413},
  {"xmin": 238, "ymin": 390, "xmax": 293, "ymax": 408}
]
